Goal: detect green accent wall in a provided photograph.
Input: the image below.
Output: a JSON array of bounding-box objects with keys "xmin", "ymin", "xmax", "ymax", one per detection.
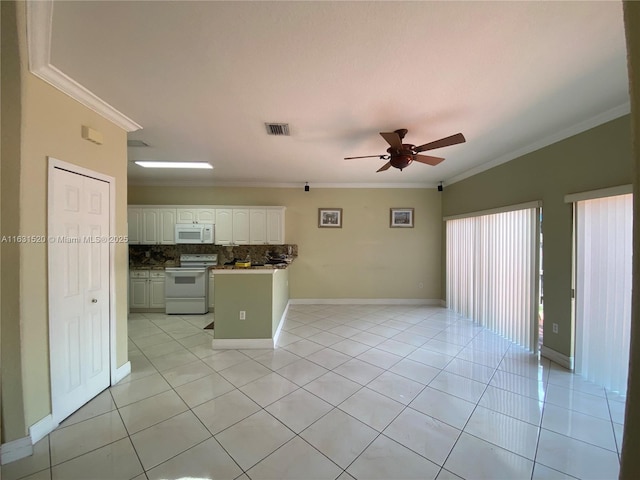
[
  {"xmin": 272, "ymin": 269, "xmax": 289, "ymax": 336},
  {"xmin": 214, "ymin": 273, "xmax": 275, "ymax": 339},
  {"xmin": 442, "ymin": 115, "xmax": 633, "ymax": 358}
]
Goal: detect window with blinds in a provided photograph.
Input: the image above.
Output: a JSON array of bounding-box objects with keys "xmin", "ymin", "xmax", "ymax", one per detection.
[
  {"xmin": 573, "ymin": 192, "xmax": 632, "ymax": 394},
  {"xmin": 445, "ymin": 203, "xmax": 541, "ymax": 352}
]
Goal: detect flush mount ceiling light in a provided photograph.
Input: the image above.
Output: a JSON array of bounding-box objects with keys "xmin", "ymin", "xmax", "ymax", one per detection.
[{"xmin": 134, "ymin": 161, "xmax": 213, "ymax": 169}]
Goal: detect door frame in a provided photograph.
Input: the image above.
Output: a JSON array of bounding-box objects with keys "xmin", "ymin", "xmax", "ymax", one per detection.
[{"xmin": 47, "ymin": 157, "xmax": 118, "ymax": 423}]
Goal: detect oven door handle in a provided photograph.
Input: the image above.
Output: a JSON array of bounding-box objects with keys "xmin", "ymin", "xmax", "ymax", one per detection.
[{"xmin": 166, "ymin": 269, "xmax": 206, "ymax": 276}]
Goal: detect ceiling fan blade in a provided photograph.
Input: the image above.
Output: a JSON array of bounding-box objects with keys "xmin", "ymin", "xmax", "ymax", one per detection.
[
  {"xmin": 344, "ymin": 155, "xmax": 384, "ymax": 160},
  {"xmin": 376, "ymin": 161, "xmax": 392, "ymax": 172},
  {"xmin": 413, "ymin": 154, "xmax": 445, "ymax": 166},
  {"xmin": 414, "ymin": 133, "xmax": 466, "ymax": 153},
  {"xmin": 380, "ymin": 131, "xmax": 403, "ymax": 149}
]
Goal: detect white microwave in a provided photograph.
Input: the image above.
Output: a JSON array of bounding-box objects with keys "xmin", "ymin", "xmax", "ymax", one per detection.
[{"xmin": 175, "ymin": 223, "xmax": 214, "ymax": 244}]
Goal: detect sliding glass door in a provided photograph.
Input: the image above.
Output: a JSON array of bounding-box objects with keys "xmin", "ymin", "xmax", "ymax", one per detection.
[
  {"xmin": 446, "ymin": 203, "xmax": 541, "ymax": 352},
  {"xmin": 573, "ymin": 191, "xmax": 632, "ymax": 394}
]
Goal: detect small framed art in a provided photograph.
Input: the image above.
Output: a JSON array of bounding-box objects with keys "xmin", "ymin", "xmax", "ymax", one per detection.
[
  {"xmin": 318, "ymin": 208, "xmax": 343, "ymax": 228},
  {"xmin": 390, "ymin": 208, "xmax": 414, "ymax": 228}
]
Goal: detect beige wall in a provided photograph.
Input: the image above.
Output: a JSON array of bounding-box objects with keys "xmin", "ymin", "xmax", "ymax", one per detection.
[
  {"xmin": 1, "ymin": 0, "xmax": 26, "ymax": 442},
  {"xmin": 129, "ymin": 186, "xmax": 443, "ymax": 301},
  {"xmin": 1, "ymin": 1, "xmax": 130, "ymax": 438},
  {"xmin": 442, "ymin": 115, "xmax": 632, "ymax": 358}
]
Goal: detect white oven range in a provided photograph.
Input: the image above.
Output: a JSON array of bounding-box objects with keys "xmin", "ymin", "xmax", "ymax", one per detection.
[{"xmin": 165, "ymin": 254, "xmax": 217, "ymax": 314}]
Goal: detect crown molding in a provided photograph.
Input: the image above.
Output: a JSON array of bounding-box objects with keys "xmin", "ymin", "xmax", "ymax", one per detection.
[
  {"xmin": 25, "ymin": 1, "xmax": 142, "ymax": 132},
  {"xmin": 446, "ymin": 102, "xmax": 631, "ymax": 187},
  {"xmin": 127, "ymin": 180, "xmax": 438, "ymax": 189}
]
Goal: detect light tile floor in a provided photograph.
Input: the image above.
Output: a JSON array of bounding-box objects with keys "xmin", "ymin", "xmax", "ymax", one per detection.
[{"xmin": 1, "ymin": 305, "xmax": 625, "ymax": 480}]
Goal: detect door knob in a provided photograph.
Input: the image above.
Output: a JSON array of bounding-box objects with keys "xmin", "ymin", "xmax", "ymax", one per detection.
[{"xmin": 91, "ymin": 299, "xmax": 98, "ymax": 303}]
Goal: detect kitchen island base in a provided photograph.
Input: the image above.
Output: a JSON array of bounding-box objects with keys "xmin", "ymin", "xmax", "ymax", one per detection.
[{"xmin": 210, "ymin": 268, "xmax": 289, "ymax": 349}]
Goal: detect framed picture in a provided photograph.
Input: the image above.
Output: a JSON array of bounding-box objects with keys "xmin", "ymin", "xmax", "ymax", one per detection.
[
  {"xmin": 390, "ymin": 208, "xmax": 414, "ymax": 228},
  {"xmin": 318, "ymin": 208, "xmax": 343, "ymax": 228}
]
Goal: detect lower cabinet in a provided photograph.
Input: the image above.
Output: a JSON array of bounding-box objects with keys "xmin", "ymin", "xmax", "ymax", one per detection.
[
  {"xmin": 130, "ymin": 269, "xmax": 165, "ymax": 310},
  {"xmin": 208, "ymin": 271, "xmax": 215, "ymax": 309}
]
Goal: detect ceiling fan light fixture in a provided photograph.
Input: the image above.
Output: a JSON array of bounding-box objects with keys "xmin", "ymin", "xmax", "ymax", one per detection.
[{"xmin": 134, "ymin": 161, "xmax": 213, "ymax": 169}]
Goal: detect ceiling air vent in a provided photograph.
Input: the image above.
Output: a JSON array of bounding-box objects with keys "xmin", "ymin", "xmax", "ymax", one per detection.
[
  {"xmin": 265, "ymin": 123, "xmax": 290, "ymax": 136},
  {"xmin": 127, "ymin": 139, "xmax": 150, "ymax": 147}
]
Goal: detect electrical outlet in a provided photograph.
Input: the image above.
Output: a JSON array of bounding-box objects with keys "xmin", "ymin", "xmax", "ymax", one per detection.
[
  {"xmin": 552, "ymin": 323, "xmax": 558, "ymax": 334},
  {"xmin": 239, "ymin": 310, "xmax": 246, "ymax": 320},
  {"xmin": 418, "ymin": 282, "xmax": 424, "ymax": 289}
]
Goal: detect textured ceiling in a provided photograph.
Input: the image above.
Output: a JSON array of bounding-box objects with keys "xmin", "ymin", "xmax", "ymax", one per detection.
[{"xmin": 49, "ymin": 1, "xmax": 629, "ymax": 187}]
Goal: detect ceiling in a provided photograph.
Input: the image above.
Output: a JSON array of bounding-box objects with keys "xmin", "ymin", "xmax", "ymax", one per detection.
[{"xmin": 47, "ymin": 1, "xmax": 629, "ymax": 188}]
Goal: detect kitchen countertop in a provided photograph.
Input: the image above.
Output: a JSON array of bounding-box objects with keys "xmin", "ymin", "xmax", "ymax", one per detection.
[
  {"xmin": 129, "ymin": 265, "xmax": 173, "ymax": 270},
  {"xmin": 130, "ymin": 259, "xmax": 294, "ymax": 271}
]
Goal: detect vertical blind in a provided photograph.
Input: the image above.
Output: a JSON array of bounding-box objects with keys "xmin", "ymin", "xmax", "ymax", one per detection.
[
  {"xmin": 446, "ymin": 205, "xmax": 540, "ymax": 352},
  {"xmin": 575, "ymin": 193, "xmax": 632, "ymax": 394}
]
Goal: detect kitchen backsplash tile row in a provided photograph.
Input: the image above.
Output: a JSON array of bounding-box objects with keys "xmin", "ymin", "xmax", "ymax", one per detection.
[{"xmin": 129, "ymin": 244, "xmax": 298, "ymax": 267}]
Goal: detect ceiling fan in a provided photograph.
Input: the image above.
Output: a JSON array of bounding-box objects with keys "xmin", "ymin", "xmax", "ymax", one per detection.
[{"xmin": 344, "ymin": 129, "xmax": 466, "ymax": 172}]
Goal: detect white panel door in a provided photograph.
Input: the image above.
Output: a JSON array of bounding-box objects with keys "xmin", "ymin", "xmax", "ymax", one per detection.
[
  {"xmin": 50, "ymin": 167, "xmax": 110, "ymax": 423},
  {"xmin": 176, "ymin": 209, "xmax": 197, "ymax": 223},
  {"xmin": 195, "ymin": 209, "xmax": 216, "ymax": 223},
  {"xmin": 127, "ymin": 207, "xmax": 142, "ymax": 244},
  {"xmin": 129, "ymin": 278, "xmax": 149, "ymax": 308},
  {"xmin": 266, "ymin": 208, "xmax": 284, "ymax": 244},
  {"xmin": 233, "ymin": 209, "xmax": 250, "ymax": 245},
  {"xmin": 249, "ymin": 209, "xmax": 267, "ymax": 244},
  {"xmin": 149, "ymin": 276, "xmax": 166, "ymax": 308},
  {"xmin": 141, "ymin": 209, "xmax": 159, "ymax": 244},
  {"xmin": 215, "ymin": 209, "xmax": 233, "ymax": 245},
  {"xmin": 158, "ymin": 208, "xmax": 177, "ymax": 244}
]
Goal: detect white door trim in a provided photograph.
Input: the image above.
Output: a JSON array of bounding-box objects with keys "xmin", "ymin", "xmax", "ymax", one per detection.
[{"xmin": 47, "ymin": 157, "xmax": 118, "ymax": 421}]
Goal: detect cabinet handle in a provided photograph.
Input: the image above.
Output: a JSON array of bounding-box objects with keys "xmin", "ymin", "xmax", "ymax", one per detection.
[{"xmin": 91, "ymin": 299, "xmax": 98, "ymax": 303}]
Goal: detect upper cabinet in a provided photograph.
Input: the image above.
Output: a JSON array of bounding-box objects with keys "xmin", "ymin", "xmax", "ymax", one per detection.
[
  {"xmin": 130, "ymin": 205, "xmax": 285, "ymax": 245},
  {"xmin": 250, "ymin": 208, "xmax": 285, "ymax": 245},
  {"xmin": 249, "ymin": 209, "xmax": 267, "ymax": 244},
  {"xmin": 215, "ymin": 208, "xmax": 250, "ymax": 245},
  {"xmin": 176, "ymin": 208, "xmax": 216, "ymax": 224},
  {"xmin": 128, "ymin": 207, "xmax": 176, "ymax": 245},
  {"xmin": 266, "ymin": 208, "xmax": 285, "ymax": 245},
  {"xmin": 215, "ymin": 209, "xmax": 233, "ymax": 245},
  {"xmin": 128, "ymin": 208, "xmax": 143, "ymax": 244},
  {"xmin": 232, "ymin": 209, "xmax": 250, "ymax": 245}
]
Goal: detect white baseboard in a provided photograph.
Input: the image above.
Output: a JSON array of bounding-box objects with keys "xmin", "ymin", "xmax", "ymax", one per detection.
[
  {"xmin": 289, "ymin": 298, "xmax": 443, "ymax": 306},
  {"xmin": 273, "ymin": 301, "xmax": 290, "ymax": 347},
  {"xmin": 0, "ymin": 436, "xmax": 33, "ymax": 465},
  {"xmin": 212, "ymin": 338, "xmax": 274, "ymax": 350},
  {"xmin": 541, "ymin": 345, "xmax": 574, "ymax": 370},
  {"xmin": 112, "ymin": 361, "xmax": 131, "ymax": 385},
  {"xmin": 440, "ymin": 299, "xmax": 446, "ymax": 307},
  {"xmin": 29, "ymin": 414, "xmax": 58, "ymax": 445}
]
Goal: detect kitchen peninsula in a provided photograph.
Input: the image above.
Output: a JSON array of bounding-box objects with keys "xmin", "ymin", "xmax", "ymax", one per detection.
[{"xmin": 210, "ymin": 263, "xmax": 290, "ymax": 349}]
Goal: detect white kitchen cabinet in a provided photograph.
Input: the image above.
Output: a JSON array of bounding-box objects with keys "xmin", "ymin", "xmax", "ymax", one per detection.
[
  {"xmin": 140, "ymin": 208, "xmax": 177, "ymax": 245},
  {"xmin": 130, "ymin": 205, "xmax": 284, "ymax": 245},
  {"xmin": 208, "ymin": 271, "xmax": 215, "ymax": 309},
  {"xmin": 215, "ymin": 209, "xmax": 233, "ymax": 245},
  {"xmin": 176, "ymin": 208, "xmax": 216, "ymax": 224},
  {"xmin": 266, "ymin": 208, "xmax": 285, "ymax": 244},
  {"xmin": 249, "ymin": 209, "xmax": 267, "ymax": 244},
  {"xmin": 215, "ymin": 208, "xmax": 250, "ymax": 245},
  {"xmin": 127, "ymin": 207, "xmax": 143, "ymax": 244},
  {"xmin": 233, "ymin": 209, "xmax": 250, "ymax": 244},
  {"xmin": 129, "ymin": 270, "xmax": 150, "ymax": 309},
  {"xmin": 248, "ymin": 208, "xmax": 284, "ymax": 244},
  {"xmin": 149, "ymin": 271, "xmax": 166, "ymax": 308},
  {"xmin": 130, "ymin": 269, "xmax": 166, "ymax": 309}
]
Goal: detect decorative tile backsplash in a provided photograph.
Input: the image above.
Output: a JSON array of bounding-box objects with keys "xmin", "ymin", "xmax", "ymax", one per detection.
[{"xmin": 129, "ymin": 244, "xmax": 298, "ymax": 267}]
